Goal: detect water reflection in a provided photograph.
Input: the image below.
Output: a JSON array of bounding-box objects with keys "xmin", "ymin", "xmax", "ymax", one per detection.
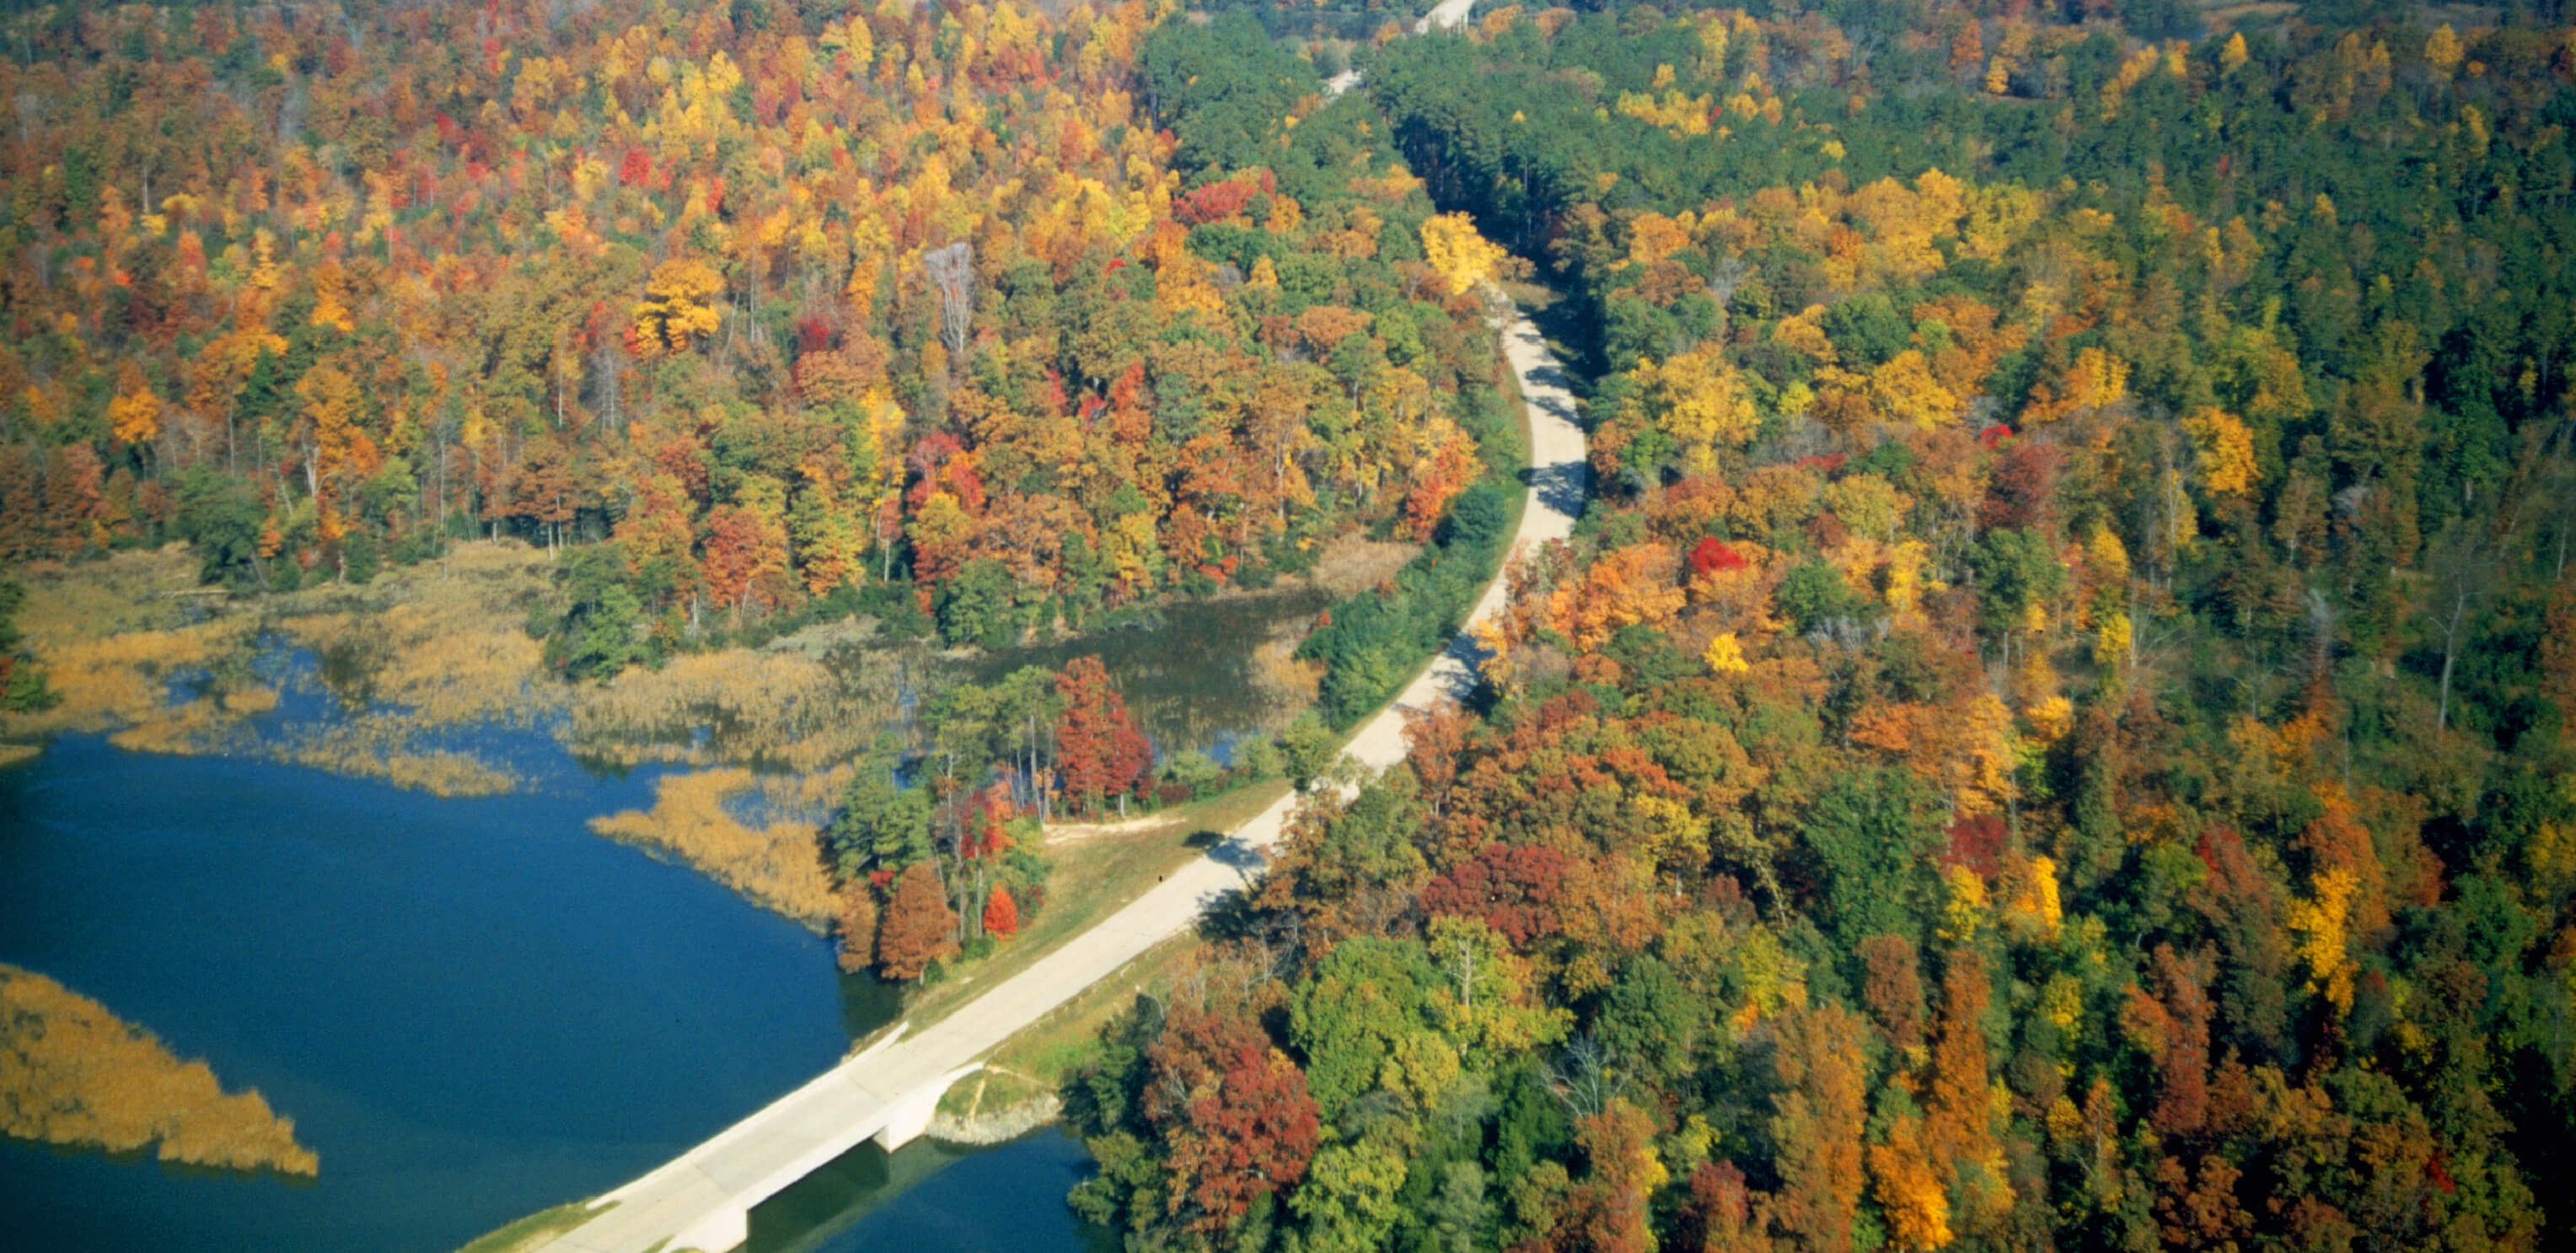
[
  {"xmin": 956, "ymin": 587, "xmax": 1331, "ymax": 761},
  {"xmin": 747, "ymin": 1127, "xmax": 1108, "ymax": 1253}
]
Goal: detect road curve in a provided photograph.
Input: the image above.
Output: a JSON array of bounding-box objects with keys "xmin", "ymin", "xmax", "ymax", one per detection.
[
  {"xmin": 1415, "ymin": 0, "xmax": 1479, "ymax": 35},
  {"xmin": 1327, "ymin": 0, "xmax": 1473, "ymax": 97},
  {"xmin": 530, "ymin": 293, "xmax": 1583, "ymax": 1253}
]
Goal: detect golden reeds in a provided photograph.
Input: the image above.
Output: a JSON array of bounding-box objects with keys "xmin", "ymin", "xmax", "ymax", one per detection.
[
  {"xmin": 0, "ymin": 963, "xmax": 319, "ymax": 1175},
  {"xmin": 5, "ymin": 541, "xmax": 910, "ymax": 921},
  {"xmin": 565, "ymin": 648, "xmax": 894, "ymax": 773},
  {"xmin": 589, "ymin": 767, "xmax": 843, "ymax": 926}
]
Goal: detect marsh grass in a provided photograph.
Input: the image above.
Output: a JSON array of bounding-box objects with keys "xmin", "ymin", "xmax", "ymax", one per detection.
[
  {"xmin": 1304, "ymin": 535, "xmax": 1422, "ymax": 597},
  {"xmin": 12, "ymin": 545, "xmax": 206, "ymax": 642},
  {"xmin": 105, "ymin": 696, "xmax": 238, "ymax": 756},
  {"xmin": 1251, "ymin": 636, "xmax": 1324, "ymax": 705},
  {"xmin": 566, "ymin": 647, "xmax": 898, "ymax": 773},
  {"xmin": 0, "ymin": 963, "xmax": 319, "ymax": 1176},
  {"xmin": 285, "ymin": 720, "xmax": 522, "ymax": 797},
  {"xmin": 16, "ymin": 621, "xmax": 260, "ymax": 738},
  {"xmin": 6, "ymin": 540, "xmax": 1301, "ymax": 938},
  {"xmin": 5, "ymin": 544, "xmax": 557, "ymax": 777},
  {"xmin": 590, "ymin": 767, "xmax": 845, "ymax": 926}
]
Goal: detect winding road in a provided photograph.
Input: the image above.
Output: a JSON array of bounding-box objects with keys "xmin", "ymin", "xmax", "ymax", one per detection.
[{"xmin": 529, "ymin": 293, "xmax": 1583, "ymax": 1253}]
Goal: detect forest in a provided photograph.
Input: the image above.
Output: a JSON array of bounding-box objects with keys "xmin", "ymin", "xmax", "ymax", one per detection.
[
  {"xmin": 0, "ymin": 0, "xmax": 1513, "ymax": 673},
  {"xmin": 1060, "ymin": 3, "xmax": 2576, "ymax": 1253},
  {"xmin": 6, "ymin": 0, "xmax": 2576, "ymax": 1250}
]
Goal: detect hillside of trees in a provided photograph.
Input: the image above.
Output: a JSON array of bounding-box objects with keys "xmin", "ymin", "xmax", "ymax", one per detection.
[
  {"xmin": 1065, "ymin": 5, "xmax": 2576, "ymax": 1253},
  {"xmin": 11, "ymin": 0, "xmax": 2576, "ymax": 1249},
  {"xmin": 0, "ymin": 0, "xmax": 1516, "ymax": 670}
]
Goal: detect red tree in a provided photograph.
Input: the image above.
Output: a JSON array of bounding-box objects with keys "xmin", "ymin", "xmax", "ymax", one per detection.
[
  {"xmin": 875, "ymin": 863, "xmax": 958, "ymax": 981},
  {"xmin": 1419, "ymin": 842, "xmax": 1572, "ymax": 945},
  {"xmin": 961, "ymin": 782, "xmax": 1017, "ymax": 861},
  {"xmin": 1054, "ymin": 655, "xmax": 1152, "ymax": 815},
  {"xmin": 835, "ymin": 885, "xmax": 878, "ymax": 975},
  {"xmin": 1942, "ymin": 814, "xmax": 2008, "ymax": 880},
  {"xmin": 1143, "ymin": 1004, "xmax": 1322, "ymax": 1233},
  {"xmin": 1688, "ymin": 535, "xmax": 1748, "ymax": 577},
  {"xmin": 981, "ymin": 885, "xmax": 1020, "ymax": 938},
  {"xmin": 1684, "ymin": 1161, "xmax": 1778, "ymax": 1253}
]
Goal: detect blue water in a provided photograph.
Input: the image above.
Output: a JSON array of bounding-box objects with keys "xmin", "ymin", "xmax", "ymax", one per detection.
[
  {"xmin": 0, "ymin": 734, "xmax": 872, "ymax": 1251},
  {"xmin": 747, "ymin": 1128, "xmax": 1110, "ymax": 1253}
]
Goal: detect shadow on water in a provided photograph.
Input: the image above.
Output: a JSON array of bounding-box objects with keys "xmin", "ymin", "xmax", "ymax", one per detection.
[
  {"xmin": 836, "ymin": 968, "xmax": 904, "ymax": 1041},
  {"xmin": 745, "ymin": 1127, "xmax": 1112, "ymax": 1253}
]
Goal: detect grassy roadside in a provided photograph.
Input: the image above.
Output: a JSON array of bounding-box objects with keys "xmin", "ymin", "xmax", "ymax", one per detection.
[
  {"xmin": 449, "ymin": 1201, "xmax": 598, "ymax": 1253},
  {"xmin": 937, "ymin": 929, "xmax": 1207, "ymax": 1119},
  {"xmin": 871, "ymin": 779, "xmax": 1292, "ymax": 1042}
]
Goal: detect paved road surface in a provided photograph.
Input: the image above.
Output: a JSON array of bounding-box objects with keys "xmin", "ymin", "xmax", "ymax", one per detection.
[
  {"xmin": 1326, "ymin": 0, "xmax": 1473, "ymax": 97},
  {"xmin": 533, "ymin": 295, "xmax": 1580, "ymax": 1253},
  {"xmin": 1417, "ymin": 0, "xmax": 1479, "ymax": 35}
]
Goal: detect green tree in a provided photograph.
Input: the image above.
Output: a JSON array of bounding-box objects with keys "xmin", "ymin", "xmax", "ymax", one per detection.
[
  {"xmin": 1970, "ymin": 527, "xmax": 2066, "ymax": 637},
  {"xmin": 826, "ymin": 744, "xmax": 934, "ymax": 875},
  {"xmin": 1799, "ymin": 767, "xmax": 1945, "ymax": 954},
  {"xmin": 544, "ymin": 544, "xmax": 649, "ymax": 680},
  {"xmin": 1291, "ymin": 936, "xmax": 1436, "ymax": 1119},
  {"xmin": 936, "ymin": 557, "xmax": 1022, "ymax": 650},
  {"xmin": 1776, "ymin": 561, "xmax": 1865, "ymax": 635},
  {"xmin": 172, "ymin": 465, "xmax": 266, "ymax": 589}
]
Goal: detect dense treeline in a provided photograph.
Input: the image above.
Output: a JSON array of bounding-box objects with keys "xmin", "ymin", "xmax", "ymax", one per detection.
[
  {"xmin": 1146, "ymin": 13, "xmax": 1530, "ymax": 726},
  {"xmin": 1065, "ymin": 5, "xmax": 2576, "ymax": 1253},
  {"xmin": 0, "ymin": 0, "xmax": 1511, "ymax": 672}
]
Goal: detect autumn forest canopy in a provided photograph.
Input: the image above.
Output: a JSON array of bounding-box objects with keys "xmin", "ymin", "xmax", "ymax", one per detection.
[
  {"xmin": 1069, "ymin": 3, "xmax": 2576, "ymax": 1253},
  {"xmin": 0, "ymin": 0, "xmax": 1516, "ymax": 673},
  {"xmin": 8, "ymin": 0, "xmax": 2576, "ymax": 1250}
]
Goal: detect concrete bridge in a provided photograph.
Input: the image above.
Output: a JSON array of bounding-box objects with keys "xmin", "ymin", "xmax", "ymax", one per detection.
[{"xmin": 533, "ymin": 293, "xmax": 1582, "ymax": 1253}]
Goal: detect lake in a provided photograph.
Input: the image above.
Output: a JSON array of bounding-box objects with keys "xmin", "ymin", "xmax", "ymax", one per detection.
[{"xmin": 0, "ymin": 730, "xmax": 1094, "ymax": 1252}]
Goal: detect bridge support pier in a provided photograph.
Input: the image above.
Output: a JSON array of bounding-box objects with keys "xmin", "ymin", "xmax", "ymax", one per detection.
[
  {"xmin": 668, "ymin": 1202, "xmax": 749, "ymax": 1253},
  {"xmin": 872, "ymin": 1065, "xmax": 974, "ymax": 1153}
]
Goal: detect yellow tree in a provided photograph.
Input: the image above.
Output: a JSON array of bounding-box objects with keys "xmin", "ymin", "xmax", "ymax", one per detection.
[
  {"xmin": 309, "ymin": 257, "xmax": 357, "ymax": 334},
  {"xmin": 1548, "ymin": 544, "xmax": 1687, "ymax": 651},
  {"xmin": 631, "ymin": 258, "xmax": 724, "ymax": 357},
  {"xmin": 1870, "ymin": 351, "xmax": 1961, "ymax": 429},
  {"xmin": 1870, "ymin": 1114, "xmax": 1954, "ymax": 1251},
  {"xmin": 1420, "ymin": 212, "xmax": 1509, "ymax": 298},
  {"xmin": 108, "ymin": 362, "xmax": 161, "ymax": 449},
  {"xmin": 2182, "ymin": 408, "xmax": 2257, "ymax": 497},
  {"xmin": 293, "ymin": 362, "xmax": 378, "ymax": 516},
  {"xmin": 1633, "ymin": 345, "xmax": 1758, "ymax": 471},
  {"xmin": 2424, "ymin": 24, "xmax": 2461, "ymax": 76},
  {"xmin": 2023, "ymin": 347, "xmax": 2127, "ymax": 424}
]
